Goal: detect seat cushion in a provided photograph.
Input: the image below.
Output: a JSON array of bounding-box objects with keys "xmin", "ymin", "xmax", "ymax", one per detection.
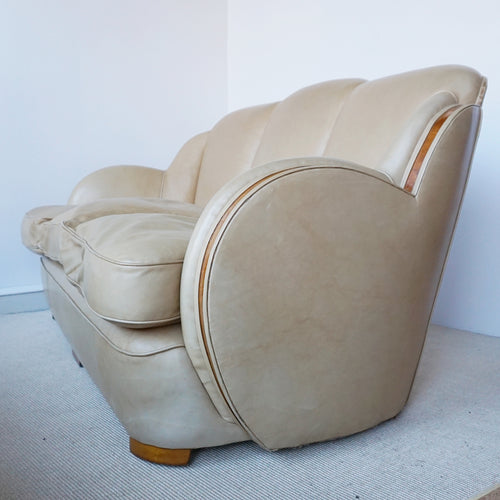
[
  {"xmin": 22, "ymin": 204, "xmax": 76, "ymax": 260},
  {"xmin": 23, "ymin": 198, "xmax": 202, "ymax": 328}
]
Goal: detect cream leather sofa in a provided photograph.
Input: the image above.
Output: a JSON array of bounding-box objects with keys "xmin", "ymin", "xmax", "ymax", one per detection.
[{"xmin": 22, "ymin": 65, "xmax": 487, "ymax": 465}]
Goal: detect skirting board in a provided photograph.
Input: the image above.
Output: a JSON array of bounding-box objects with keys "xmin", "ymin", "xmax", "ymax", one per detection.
[{"xmin": 0, "ymin": 291, "xmax": 48, "ymax": 315}]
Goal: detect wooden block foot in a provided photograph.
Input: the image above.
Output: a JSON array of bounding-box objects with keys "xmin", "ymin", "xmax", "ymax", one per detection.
[
  {"xmin": 72, "ymin": 350, "xmax": 83, "ymax": 368},
  {"xmin": 129, "ymin": 438, "xmax": 191, "ymax": 466}
]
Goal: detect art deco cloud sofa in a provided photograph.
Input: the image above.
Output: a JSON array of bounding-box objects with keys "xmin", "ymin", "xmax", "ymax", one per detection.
[{"xmin": 22, "ymin": 65, "xmax": 487, "ymax": 465}]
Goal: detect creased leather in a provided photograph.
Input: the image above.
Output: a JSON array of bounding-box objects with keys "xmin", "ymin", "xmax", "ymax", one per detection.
[
  {"xmin": 23, "ymin": 198, "xmax": 202, "ymax": 327},
  {"xmin": 21, "ymin": 205, "xmax": 74, "ymax": 259},
  {"xmin": 60, "ymin": 199, "xmax": 201, "ymax": 327}
]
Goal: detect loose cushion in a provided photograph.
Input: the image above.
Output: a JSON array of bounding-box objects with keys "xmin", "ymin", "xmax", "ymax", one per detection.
[{"xmin": 23, "ymin": 198, "xmax": 202, "ymax": 327}]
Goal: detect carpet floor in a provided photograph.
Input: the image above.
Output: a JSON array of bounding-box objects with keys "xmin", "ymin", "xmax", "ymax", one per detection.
[{"xmin": 0, "ymin": 311, "xmax": 499, "ymax": 499}]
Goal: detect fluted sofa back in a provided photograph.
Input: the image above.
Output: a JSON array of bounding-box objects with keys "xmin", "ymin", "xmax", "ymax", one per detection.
[{"xmin": 156, "ymin": 65, "xmax": 486, "ymax": 207}]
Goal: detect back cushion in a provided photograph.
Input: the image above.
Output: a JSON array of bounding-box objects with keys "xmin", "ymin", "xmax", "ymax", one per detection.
[{"xmin": 191, "ymin": 65, "xmax": 486, "ymax": 205}]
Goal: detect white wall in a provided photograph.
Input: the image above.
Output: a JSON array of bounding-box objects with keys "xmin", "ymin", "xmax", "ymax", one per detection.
[
  {"xmin": 0, "ymin": 0, "xmax": 227, "ymax": 294},
  {"xmin": 227, "ymin": 0, "xmax": 500, "ymax": 336}
]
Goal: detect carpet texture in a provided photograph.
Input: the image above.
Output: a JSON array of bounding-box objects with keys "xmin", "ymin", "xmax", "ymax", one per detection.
[{"xmin": 0, "ymin": 311, "xmax": 499, "ymax": 499}]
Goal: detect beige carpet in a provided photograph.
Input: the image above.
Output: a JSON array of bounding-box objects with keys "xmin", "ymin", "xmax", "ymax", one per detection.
[{"xmin": 0, "ymin": 311, "xmax": 499, "ymax": 499}]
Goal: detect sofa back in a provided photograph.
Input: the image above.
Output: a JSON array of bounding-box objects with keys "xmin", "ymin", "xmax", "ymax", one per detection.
[{"xmin": 162, "ymin": 65, "xmax": 486, "ymax": 206}]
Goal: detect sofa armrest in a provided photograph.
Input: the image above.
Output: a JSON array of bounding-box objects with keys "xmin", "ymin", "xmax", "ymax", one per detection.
[
  {"xmin": 68, "ymin": 165, "xmax": 164, "ymax": 204},
  {"xmin": 180, "ymin": 157, "xmax": 421, "ymax": 431}
]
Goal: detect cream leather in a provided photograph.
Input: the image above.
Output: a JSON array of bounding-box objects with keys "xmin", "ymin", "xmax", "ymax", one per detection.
[
  {"xmin": 160, "ymin": 132, "xmax": 208, "ymax": 203},
  {"xmin": 251, "ymin": 79, "xmax": 365, "ymax": 167},
  {"xmin": 22, "ymin": 205, "xmax": 75, "ymax": 260},
  {"xmin": 24, "ymin": 198, "xmax": 201, "ymax": 327},
  {"xmin": 181, "ymin": 157, "xmax": 394, "ymax": 423},
  {"xmin": 182, "ymin": 104, "xmax": 480, "ymax": 449},
  {"xmin": 21, "ymin": 65, "xmax": 486, "ymax": 458},
  {"xmin": 324, "ymin": 66, "xmax": 486, "ymax": 181},
  {"xmin": 69, "ymin": 165, "xmax": 164, "ymax": 205},
  {"xmin": 194, "ymin": 103, "xmax": 277, "ymax": 206},
  {"xmin": 378, "ymin": 91, "xmax": 458, "ymax": 184},
  {"xmin": 61, "ymin": 210, "xmax": 199, "ymax": 327},
  {"xmin": 42, "ymin": 258, "xmax": 248, "ymax": 448}
]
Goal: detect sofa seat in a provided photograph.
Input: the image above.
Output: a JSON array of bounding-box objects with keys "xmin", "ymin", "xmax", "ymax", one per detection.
[{"xmin": 22, "ymin": 197, "xmax": 202, "ymax": 327}]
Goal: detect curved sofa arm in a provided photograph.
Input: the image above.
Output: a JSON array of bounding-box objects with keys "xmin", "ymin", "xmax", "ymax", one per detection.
[
  {"xmin": 180, "ymin": 102, "xmax": 479, "ymax": 451},
  {"xmin": 68, "ymin": 165, "xmax": 164, "ymax": 204},
  {"xmin": 180, "ymin": 157, "xmax": 418, "ymax": 434}
]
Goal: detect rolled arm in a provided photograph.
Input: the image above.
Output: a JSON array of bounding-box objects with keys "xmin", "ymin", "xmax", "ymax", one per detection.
[
  {"xmin": 180, "ymin": 157, "xmax": 424, "ymax": 441},
  {"xmin": 68, "ymin": 165, "xmax": 164, "ymax": 204}
]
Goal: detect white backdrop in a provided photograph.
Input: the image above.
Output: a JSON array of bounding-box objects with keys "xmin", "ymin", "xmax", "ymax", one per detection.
[
  {"xmin": 0, "ymin": 0, "xmax": 227, "ymax": 294},
  {"xmin": 227, "ymin": 0, "xmax": 500, "ymax": 337}
]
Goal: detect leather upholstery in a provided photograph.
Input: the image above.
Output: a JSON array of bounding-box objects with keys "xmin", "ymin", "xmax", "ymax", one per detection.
[
  {"xmin": 182, "ymin": 105, "xmax": 481, "ymax": 449},
  {"xmin": 160, "ymin": 132, "xmax": 208, "ymax": 203},
  {"xmin": 194, "ymin": 104, "xmax": 277, "ymax": 206},
  {"xmin": 69, "ymin": 165, "xmax": 164, "ymax": 204},
  {"xmin": 251, "ymin": 80, "xmax": 365, "ymax": 168},
  {"xmin": 41, "ymin": 258, "xmax": 248, "ymax": 448},
  {"xmin": 24, "ymin": 198, "xmax": 201, "ymax": 327},
  {"xmin": 21, "ymin": 65, "xmax": 486, "ymax": 457}
]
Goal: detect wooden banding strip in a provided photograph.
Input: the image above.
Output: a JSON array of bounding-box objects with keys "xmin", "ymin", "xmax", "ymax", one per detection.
[
  {"xmin": 196, "ymin": 170, "xmax": 289, "ymax": 421},
  {"xmin": 404, "ymin": 105, "xmax": 460, "ymax": 192}
]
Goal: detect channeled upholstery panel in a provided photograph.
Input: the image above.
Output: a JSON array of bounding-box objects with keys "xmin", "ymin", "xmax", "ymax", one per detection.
[
  {"xmin": 251, "ymin": 79, "xmax": 365, "ymax": 167},
  {"xmin": 21, "ymin": 65, "xmax": 486, "ymax": 465},
  {"xmin": 160, "ymin": 132, "xmax": 209, "ymax": 204},
  {"xmin": 323, "ymin": 65, "xmax": 486, "ymax": 183},
  {"xmin": 194, "ymin": 104, "xmax": 276, "ymax": 206}
]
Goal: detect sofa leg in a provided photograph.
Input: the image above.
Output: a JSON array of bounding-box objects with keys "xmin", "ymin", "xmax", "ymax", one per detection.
[
  {"xmin": 129, "ymin": 438, "xmax": 191, "ymax": 466},
  {"xmin": 72, "ymin": 350, "xmax": 83, "ymax": 368}
]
